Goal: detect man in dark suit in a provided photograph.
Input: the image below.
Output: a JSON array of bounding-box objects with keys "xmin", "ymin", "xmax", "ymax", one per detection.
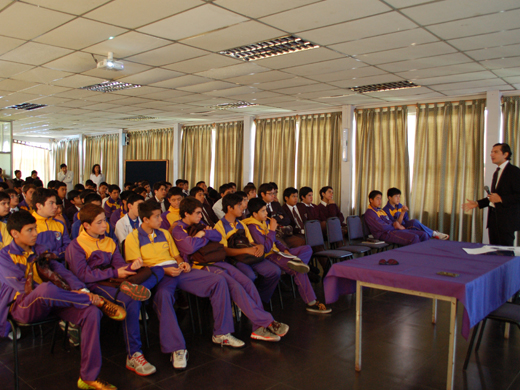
[
  {"xmin": 282, "ymin": 187, "xmax": 307, "ymax": 236},
  {"xmin": 190, "ymin": 186, "xmax": 218, "ymax": 227},
  {"xmin": 463, "ymin": 143, "xmax": 520, "ymax": 246}
]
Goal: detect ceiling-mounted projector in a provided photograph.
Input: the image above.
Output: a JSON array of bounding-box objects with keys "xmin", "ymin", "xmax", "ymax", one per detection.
[{"xmin": 97, "ymin": 52, "xmax": 124, "ymax": 71}]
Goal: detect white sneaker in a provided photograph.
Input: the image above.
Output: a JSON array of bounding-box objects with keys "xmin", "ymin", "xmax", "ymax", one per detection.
[
  {"xmin": 287, "ymin": 259, "xmax": 310, "ymax": 274},
  {"xmin": 171, "ymin": 349, "xmax": 188, "ymax": 370},
  {"xmin": 212, "ymin": 333, "xmax": 245, "ymax": 348},
  {"xmin": 433, "ymin": 231, "xmax": 449, "ymax": 240},
  {"xmin": 8, "ymin": 328, "xmax": 21, "ymax": 340},
  {"xmin": 126, "ymin": 352, "xmax": 156, "ymax": 376}
]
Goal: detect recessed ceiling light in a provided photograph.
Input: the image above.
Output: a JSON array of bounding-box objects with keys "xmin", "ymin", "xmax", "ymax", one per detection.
[
  {"xmin": 80, "ymin": 81, "xmax": 141, "ymax": 93},
  {"xmin": 108, "ymin": 36, "xmax": 114, "ymax": 40},
  {"xmin": 5, "ymin": 103, "xmax": 47, "ymax": 111},
  {"xmin": 350, "ymin": 80, "xmax": 420, "ymax": 94}
]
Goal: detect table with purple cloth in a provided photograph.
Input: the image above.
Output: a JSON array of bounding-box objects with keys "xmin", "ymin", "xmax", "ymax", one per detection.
[{"xmin": 323, "ymin": 239, "xmax": 520, "ymax": 390}]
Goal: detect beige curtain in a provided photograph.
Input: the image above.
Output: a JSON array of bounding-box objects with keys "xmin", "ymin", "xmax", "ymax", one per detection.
[
  {"xmin": 14, "ymin": 143, "xmax": 51, "ymax": 185},
  {"xmin": 215, "ymin": 121, "xmax": 243, "ymax": 189},
  {"xmin": 297, "ymin": 112, "xmax": 342, "ymax": 205},
  {"xmin": 410, "ymin": 100, "xmax": 485, "ymax": 242},
  {"xmin": 85, "ymin": 134, "xmax": 119, "ymax": 185},
  {"xmin": 53, "ymin": 140, "xmax": 66, "ymax": 179},
  {"xmin": 354, "ymin": 106, "xmax": 409, "ymax": 215},
  {"xmin": 125, "ymin": 128, "xmax": 175, "ymax": 182},
  {"xmin": 254, "ymin": 117, "xmax": 296, "ymax": 191},
  {"xmin": 502, "ymin": 96, "xmax": 520, "ymax": 167},
  {"xmin": 66, "ymin": 138, "xmax": 80, "ymax": 187},
  {"xmin": 180, "ymin": 125, "xmax": 213, "ymax": 186}
]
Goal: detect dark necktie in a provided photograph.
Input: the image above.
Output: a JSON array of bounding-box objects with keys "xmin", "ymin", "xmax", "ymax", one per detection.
[
  {"xmin": 491, "ymin": 167, "xmax": 501, "ymax": 192},
  {"xmin": 202, "ymin": 207, "xmax": 214, "ymax": 227},
  {"xmin": 292, "ymin": 207, "xmax": 304, "ymax": 230}
]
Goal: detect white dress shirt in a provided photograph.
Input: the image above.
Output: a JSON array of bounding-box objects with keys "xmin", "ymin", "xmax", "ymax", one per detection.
[
  {"xmin": 213, "ymin": 198, "xmax": 225, "ymax": 220},
  {"xmin": 57, "ymin": 170, "xmax": 74, "ymax": 192},
  {"xmin": 115, "ymin": 214, "xmax": 142, "ymax": 248}
]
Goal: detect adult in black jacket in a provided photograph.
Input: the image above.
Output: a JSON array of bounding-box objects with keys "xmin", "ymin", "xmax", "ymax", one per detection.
[{"xmin": 463, "ymin": 143, "xmax": 520, "ymax": 246}]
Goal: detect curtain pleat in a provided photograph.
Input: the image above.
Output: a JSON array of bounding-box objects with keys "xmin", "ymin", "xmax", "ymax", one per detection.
[
  {"xmin": 502, "ymin": 96, "xmax": 520, "ymax": 167},
  {"xmin": 253, "ymin": 117, "xmax": 296, "ymax": 191},
  {"xmin": 297, "ymin": 112, "xmax": 342, "ymax": 205},
  {"xmin": 52, "ymin": 141, "xmax": 66, "ymax": 179},
  {"xmin": 215, "ymin": 121, "xmax": 243, "ymax": 189},
  {"xmin": 14, "ymin": 144, "xmax": 51, "ymax": 185},
  {"xmin": 180, "ymin": 125, "xmax": 213, "ymax": 186},
  {"xmin": 410, "ymin": 100, "xmax": 485, "ymax": 242},
  {"xmin": 53, "ymin": 138, "xmax": 79, "ymax": 185},
  {"xmin": 354, "ymin": 106, "xmax": 409, "ymax": 215},
  {"xmin": 85, "ymin": 134, "xmax": 119, "ymax": 185}
]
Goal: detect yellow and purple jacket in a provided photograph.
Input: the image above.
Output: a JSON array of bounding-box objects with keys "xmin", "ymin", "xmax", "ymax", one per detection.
[
  {"xmin": 214, "ymin": 217, "xmax": 254, "ymax": 247},
  {"xmin": 124, "ymin": 226, "xmax": 180, "ymax": 267},
  {"xmin": 160, "ymin": 206, "xmax": 181, "ymax": 231},
  {"xmin": 33, "ymin": 212, "xmax": 71, "ymax": 260},
  {"xmin": 242, "ymin": 217, "xmax": 287, "ymax": 256}
]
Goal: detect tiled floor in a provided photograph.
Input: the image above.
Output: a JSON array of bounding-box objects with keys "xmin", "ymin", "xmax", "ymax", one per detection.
[{"xmin": 1, "ymin": 282, "xmax": 520, "ymax": 390}]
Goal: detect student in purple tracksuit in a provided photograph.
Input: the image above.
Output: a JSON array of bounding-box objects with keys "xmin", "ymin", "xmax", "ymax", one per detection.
[
  {"xmin": 244, "ymin": 198, "xmax": 331, "ymax": 314},
  {"xmin": 172, "ymin": 197, "xmax": 289, "ymax": 343},
  {"xmin": 0, "ymin": 211, "xmax": 119, "ymax": 390},
  {"xmin": 104, "ymin": 185, "xmax": 122, "ymax": 221},
  {"xmin": 70, "ymin": 193, "xmax": 118, "ymax": 243},
  {"xmin": 365, "ymin": 190, "xmax": 429, "ymax": 246},
  {"xmin": 66, "ymin": 204, "xmax": 164, "ymax": 377}
]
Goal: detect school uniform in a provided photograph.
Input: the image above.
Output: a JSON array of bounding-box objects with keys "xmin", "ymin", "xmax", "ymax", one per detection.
[
  {"xmin": 124, "ymin": 227, "xmax": 234, "ymax": 354},
  {"xmin": 104, "ymin": 197, "xmax": 122, "ymax": 220},
  {"xmin": 365, "ymin": 205, "xmax": 429, "ymax": 246},
  {"xmin": 65, "ymin": 205, "xmax": 79, "ymax": 223},
  {"xmin": 115, "ymin": 214, "xmax": 141, "ymax": 245},
  {"xmin": 171, "ymin": 221, "xmax": 274, "ymax": 331},
  {"xmin": 110, "ymin": 207, "xmax": 127, "ymax": 228},
  {"xmin": 160, "ymin": 206, "xmax": 180, "ymax": 230},
  {"xmin": 33, "ymin": 212, "xmax": 71, "ymax": 261},
  {"xmin": 212, "ymin": 198, "xmax": 225, "ymax": 220},
  {"xmin": 317, "ymin": 201, "xmax": 345, "ymax": 224},
  {"xmin": 300, "ymin": 202, "xmax": 320, "ymax": 221},
  {"xmin": 243, "ymin": 217, "xmax": 316, "ymax": 304},
  {"xmin": 18, "ymin": 199, "xmax": 35, "ymax": 212},
  {"xmin": 0, "ymin": 221, "xmax": 12, "ymax": 250},
  {"xmin": 214, "ymin": 217, "xmax": 280, "ymax": 303},
  {"xmin": 202, "ymin": 201, "xmax": 219, "ymax": 227},
  {"xmin": 383, "ymin": 202, "xmax": 434, "ymax": 238},
  {"xmin": 70, "ymin": 214, "xmax": 118, "ymax": 243},
  {"xmin": 0, "ymin": 241, "xmax": 102, "ymax": 381},
  {"xmin": 155, "ymin": 196, "xmax": 166, "ymax": 213},
  {"xmin": 66, "ymin": 231, "xmax": 163, "ymax": 358}
]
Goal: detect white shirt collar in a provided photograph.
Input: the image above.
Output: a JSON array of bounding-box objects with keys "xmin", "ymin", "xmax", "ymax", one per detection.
[
  {"xmin": 498, "ymin": 160, "xmax": 509, "ymax": 170},
  {"xmin": 320, "ymin": 200, "xmax": 328, "ymax": 207}
]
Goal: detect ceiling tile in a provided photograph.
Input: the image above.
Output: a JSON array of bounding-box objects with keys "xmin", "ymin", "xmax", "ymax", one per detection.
[
  {"xmin": 23, "ymin": 0, "xmax": 111, "ymax": 15},
  {"xmin": 466, "ymin": 44, "xmax": 520, "ymax": 61},
  {"xmin": 51, "ymin": 74, "xmax": 107, "ymax": 88},
  {"xmin": 277, "ymin": 83, "xmax": 333, "ymax": 95},
  {"xmin": 328, "ymin": 74, "xmax": 405, "ymax": 89},
  {"xmin": 57, "ymin": 99, "xmax": 100, "ymax": 108},
  {"xmin": 177, "ymin": 80, "xmax": 238, "ymax": 93},
  {"xmin": 440, "ymin": 84, "xmax": 513, "ymax": 95},
  {"xmin": 0, "ymin": 42, "xmax": 72, "ymax": 66},
  {"xmin": 215, "ymin": 0, "xmax": 319, "ymax": 18},
  {"xmin": 84, "ymin": 0, "xmax": 201, "ymax": 28},
  {"xmin": 34, "ymin": 18, "xmax": 128, "ymax": 50},
  {"xmin": 139, "ymin": 89, "xmax": 193, "ymax": 100},
  {"xmin": 137, "ymin": 4, "xmax": 248, "ymax": 41},
  {"xmin": 300, "ymin": 12, "xmax": 418, "ymax": 46},
  {"xmin": 0, "ymin": 35, "xmax": 25, "ymax": 56},
  {"xmin": 480, "ymin": 56, "xmax": 520, "ymax": 70},
  {"xmin": 163, "ymin": 54, "xmax": 240, "ymax": 74},
  {"xmin": 306, "ymin": 66, "xmax": 386, "ymax": 82},
  {"xmin": 253, "ymin": 47, "xmax": 343, "ymax": 70},
  {"xmin": 225, "ymin": 70, "xmax": 294, "ymax": 85},
  {"xmin": 429, "ymin": 78, "xmax": 508, "ymax": 92},
  {"xmin": 22, "ymin": 84, "xmax": 72, "ymax": 96},
  {"xmin": 81, "ymin": 61, "xmax": 152, "ymax": 78},
  {"xmin": 204, "ymin": 85, "xmax": 261, "ymax": 97},
  {"xmin": 195, "ymin": 63, "xmax": 270, "ymax": 80},
  {"xmin": 83, "ymin": 32, "xmax": 171, "ymax": 58},
  {"xmin": 257, "ymin": 77, "xmax": 317, "ymax": 90},
  {"xmin": 282, "ymin": 57, "xmax": 361, "ymax": 76},
  {"xmin": 378, "ymin": 53, "xmax": 472, "ymax": 73},
  {"xmin": 396, "ymin": 62, "xmax": 486, "ymax": 79},
  {"xmin": 260, "ymin": 0, "xmax": 391, "ymax": 32},
  {"xmin": 382, "ymin": 0, "xmax": 432, "ymax": 8},
  {"xmin": 44, "ymin": 52, "xmax": 99, "ymax": 73},
  {"xmin": 109, "ymin": 86, "xmax": 162, "ymax": 96},
  {"xmin": 494, "ymin": 67, "xmax": 520, "ymax": 77},
  {"xmin": 297, "ymin": 88, "xmax": 347, "ymax": 99},
  {"xmin": 0, "ymin": 2, "xmax": 75, "ymax": 40},
  {"xmin": 448, "ymin": 29, "xmax": 520, "ymax": 51},
  {"xmin": 358, "ymin": 42, "xmax": 457, "ymax": 65},
  {"xmin": 414, "ymin": 71, "xmax": 499, "ymax": 85},
  {"xmin": 150, "ymin": 75, "xmax": 212, "ymax": 89},
  {"xmin": 117, "ymin": 68, "xmax": 184, "ymax": 85},
  {"xmin": 11, "ymin": 67, "xmax": 73, "ymax": 84},
  {"xmin": 126, "ymin": 44, "xmax": 209, "ymax": 67}
]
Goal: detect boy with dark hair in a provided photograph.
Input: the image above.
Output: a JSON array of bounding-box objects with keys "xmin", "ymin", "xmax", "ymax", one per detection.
[
  {"xmin": 13, "ymin": 169, "xmax": 23, "ymax": 186},
  {"xmin": 244, "ymin": 198, "xmax": 331, "ymax": 314},
  {"xmin": 141, "ymin": 181, "xmax": 152, "ymax": 200},
  {"xmin": 153, "ymin": 181, "xmax": 167, "ymax": 213},
  {"xmin": 104, "ymin": 185, "xmax": 122, "ymax": 220},
  {"xmin": 71, "ymin": 193, "xmax": 118, "ymax": 243},
  {"xmin": 268, "ymin": 182, "xmax": 279, "ymax": 202},
  {"xmin": 74, "ymin": 183, "xmax": 85, "ymax": 192},
  {"xmin": 212, "ymin": 183, "xmax": 233, "ymax": 220},
  {"xmin": 85, "ymin": 179, "xmax": 97, "ymax": 191},
  {"xmin": 160, "ymin": 187, "xmax": 183, "ymax": 231},
  {"xmin": 19, "ymin": 183, "xmax": 37, "ymax": 212},
  {"xmin": 125, "ymin": 201, "xmax": 241, "ymax": 370},
  {"xmin": 115, "ymin": 193, "xmax": 144, "ymax": 244},
  {"xmin": 0, "ymin": 192, "xmax": 12, "ymax": 248},
  {"xmin": 124, "ymin": 181, "xmax": 134, "ymax": 191},
  {"xmin": 189, "ymin": 186, "xmax": 218, "ymax": 227},
  {"xmin": 215, "ymin": 193, "xmax": 280, "ymax": 303},
  {"xmin": 134, "ymin": 186, "xmax": 148, "ymax": 199},
  {"xmin": 67, "ymin": 203, "xmax": 162, "ymax": 377},
  {"xmin": 33, "ymin": 188, "xmax": 71, "ymax": 261},
  {"xmin": 53, "ymin": 181, "xmax": 71, "ymax": 209},
  {"xmin": 172, "ymin": 197, "xmax": 288, "ymax": 342},
  {"xmin": 316, "ymin": 186, "xmax": 345, "ymax": 228},
  {"xmin": 0, "ymin": 211, "xmax": 123, "ymax": 390},
  {"xmin": 383, "ymin": 188, "xmax": 448, "ymax": 240},
  {"xmin": 365, "ymin": 190, "xmax": 429, "ymax": 246},
  {"xmin": 243, "ymin": 184, "xmax": 257, "ymax": 200},
  {"xmin": 281, "ymin": 187, "xmax": 307, "ymax": 238},
  {"xmin": 299, "ymin": 186, "xmax": 320, "ymax": 220},
  {"xmin": 110, "ymin": 190, "xmax": 131, "ymax": 227},
  {"xmin": 6, "ymin": 188, "xmax": 19, "ymax": 213},
  {"xmin": 236, "ymin": 191, "xmax": 249, "ymax": 219},
  {"xmin": 65, "ymin": 189, "xmax": 82, "ymax": 222},
  {"xmin": 98, "ymin": 182, "xmax": 109, "ymax": 204},
  {"xmin": 182, "ymin": 180, "xmax": 189, "ymax": 197},
  {"xmin": 228, "ymin": 182, "xmax": 237, "ymax": 193}
]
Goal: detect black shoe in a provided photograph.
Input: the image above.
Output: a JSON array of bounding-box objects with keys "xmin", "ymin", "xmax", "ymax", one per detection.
[
  {"xmin": 309, "ymin": 265, "xmax": 320, "ymax": 275},
  {"xmin": 308, "ymin": 272, "xmax": 321, "ymax": 284}
]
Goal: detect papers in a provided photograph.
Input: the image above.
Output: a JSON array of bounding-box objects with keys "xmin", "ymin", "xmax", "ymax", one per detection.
[
  {"xmin": 273, "ymin": 249, "xmax": 299, "ymax": 260},
  {"xmin": 463, "ymin": 246, "xmax": 520, "ymax": 255},
  {"xmin": 157, "ymin": 260, "xmax": 178, "ymax": 267}
]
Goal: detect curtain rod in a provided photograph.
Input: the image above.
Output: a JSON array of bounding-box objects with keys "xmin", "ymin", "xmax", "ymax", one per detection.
[{"xmin": 13, "ymin": 139, "xmax": 50, "ymax": 151}]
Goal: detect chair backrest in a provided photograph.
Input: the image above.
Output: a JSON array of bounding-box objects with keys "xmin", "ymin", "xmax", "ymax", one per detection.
[
  {"xmin": 326, "ymin": 217, "xmax": 344, "ymax": 245},
  {"xmin": 360, "ymin": 214, "xmax": 370, "ymax": 237},
  {"xmin": 304, "ymin": 220, "xmax": 325, "ymax": 247},
  {"xmin": 346, "ymin": 215, "xmax": 364, "ymax": 241}
]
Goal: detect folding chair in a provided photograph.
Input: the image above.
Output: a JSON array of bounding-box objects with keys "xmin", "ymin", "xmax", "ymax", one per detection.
[
  {"xmin": 346, "ymin": 215, "xmax": 389, "ymax": 252},
  {"xmin": 326, "ymin": 217, "xmax": 371, "ymax": 256}
]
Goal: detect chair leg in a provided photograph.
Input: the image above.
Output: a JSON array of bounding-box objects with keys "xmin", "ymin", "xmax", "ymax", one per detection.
[
  {"xmin": 63, "ymin": 322, "xmax": 70, "ymax": 350},
  {"xmin": 195, "ymin": 297, "xmax": 202, "ymax": 335},
  {"xmin": 290, "ymin": 276, "xmax": 296, "ymax": 299},
  {"xmin": 475, "ymin": 319, "xmax": 488, "ymax": 352},
  {"xmin": 141, "ymin": 305, "xmax": 149, "ymax": 349},
  {"xmin": 50, "ymin": 321, "xmax": 59, "ymax": 354},
  {"xmin": 463, "ymin": 322, "xmax": 481, "ymax": 370},
  {"xmin": 277, "ymin": 284, "xmax": 283, "ymax": 310},
  {"xmin": 9, "ymin": 321, "xmax": 20, "ymax": 390},
  {"xmin": 187, "ymin": 294, "xmax": 196, "ymax": 334}
]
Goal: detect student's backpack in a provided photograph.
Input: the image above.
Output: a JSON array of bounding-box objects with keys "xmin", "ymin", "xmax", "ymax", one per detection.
[
  {"xmin": 187, "ymin": 223, "xmax": 227, "ymax": 265},
  {"xmin": 227, "ymin": 229, "xmax": 264, "ymax": 266}
]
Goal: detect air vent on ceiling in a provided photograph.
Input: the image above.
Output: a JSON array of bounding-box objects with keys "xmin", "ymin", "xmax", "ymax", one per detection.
[
  {"xmin": 81, "ymin": 81, "xmax": 141, "ymax": 93},
  {"xmin": 6, "ymin": 103, "xmax": 47, "ymax": 111},
  {"xmin": 122, "ymin": 115, "xmax": 159, "ymax": 121},
  {"xmin": 208, "ymin": 101, "xmax": 258, "ymax": 110},
  {"xmin": 219, "ymin": 35, "xmax": 319, "ymax": 62},
  {"xmin": 350, "ymin": 80, "xmax": 420, "ymax": 94}
]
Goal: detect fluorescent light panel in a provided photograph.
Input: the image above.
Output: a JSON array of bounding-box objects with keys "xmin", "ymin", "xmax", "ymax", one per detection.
[
  {"xmin": 351, "ymin": 80, "xmax": 420, "ymax": 93},
  {"xmin": 6, "ymin": 102, "xmax": 48, "ymax": 111},
  {"xmin": 81, "ymin": 81, "xmax": 141, "ymax": 93},
  {"xmin": 122, "ymin": 115, "xmax": 159, "ymax": 121},
  {"xmin": 208, "ymin": 101, "xmax": 258, "ymax": 110}
]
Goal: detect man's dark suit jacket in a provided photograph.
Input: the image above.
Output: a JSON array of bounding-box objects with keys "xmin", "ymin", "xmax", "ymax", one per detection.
[
  {"xmin": 478, "ymin": 162, "xmax": 520, "ymax": 233},
  {"xmin": 267, "ymin": 201, "xmax": 291, "ymax": 226},
  {"xmin": 282, "ymin": 203, "xmax": 309, "ymax": 235},
  {"xmin": 202, "ymin": 201, "xmax": 219, "ymax": 227}
]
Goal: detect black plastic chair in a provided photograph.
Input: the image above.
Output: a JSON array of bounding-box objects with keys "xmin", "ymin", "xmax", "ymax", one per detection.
[
  {"xmin": 346, "ymin": 215, "xmax": 389, "ymax": 252},
  {"xmin": 463, "ymin": 302, "xmax": 520, "ymax": 370},
  {"xmin": 326, "ymin": 217, "xmax": 371, "ymax": 256}
]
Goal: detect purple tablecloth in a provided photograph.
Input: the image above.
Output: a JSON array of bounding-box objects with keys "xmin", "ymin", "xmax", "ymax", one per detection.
[{"xmin": 324, "ymin": 240, "xmax": 520, "ymax": 339}]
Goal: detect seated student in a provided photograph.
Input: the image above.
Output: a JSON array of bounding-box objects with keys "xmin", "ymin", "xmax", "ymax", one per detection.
[
  {"xmin": 269, "ymin": 182, "xmax": 279, "ymax": 202},
  {"xmin": 316, "ymin": 186, "xmax": 345, "ymax": 228},
  {"xmin": 74, "ymin": 183, "xmax": 85, "ymax": 192},
  {"xmin": 0, "ymin": 192, "xmax": 12, "ymax": 248},
  {"xmin": 115, "ymin": 193, "xmax": 145, "ymax": 245},
  {"xmin": 175, "ymin": 179, "xmax": 186, "ymax": 198},
  {"xmin": 104, "ymin": 185, "xmax": 122, "ymax": 220},
  {"xmin": 182, "ymin": 180, "xmax": 189, "ymax": 197},
  {"xmin": 85, "ymin": 179, "xmax": 97, "ymax": 191},
  {"xmin": 71, "ymin": 193, "xmax": 118, "ymax": 243},
  {"xmin": 53, "ymin": 181, "xmax": 70, "ymax": 209},
  {"xmin": 65, "ymin": 189, "xmax": 82, "ymax": 222},
  {"xmin": 244, "ymin": 198, "xmax": 331, "ymax": 314},
  {"xmin": 54, "ymin": 196, "xmax": 71, "ymax": 234},
  {"xmin": 236, "ymin": 191, "xmax": 250, "ymax": 219},
  {"xmin": 98, "ymin": 182, "xmax": 109, "ymax": 206},
  {"xmin": 365, "ymin": 190, "xmax": 429, "ymax": 246},
  {"xmin": 281, "ymin": 187, "xmax": 308, "ymax": 239},
  {"xmin": 19, "ymin": 183, "xmax": 37, "ymax": 212},
  {"xmin": 0, "ymin": 211, "xmax": 124, "ymax": 390},
  {"xmin": 228, "ymin": 182, "xmax": 237, "ymax": 194},
  {"xmin": 72, "ymin": 189, "xmax": 96, "ymax": 223},
  {"xmin": 124, "ymin": 201, "xmax": 243, "ymax": 370},
  {"xmin": 6, "ymin": 189, "xmax": 19, "ymax": 214},
  {"xmin": 160, "ymin": 187, "xmax": 183, "ymax": 232},
  {"xmin": 124, "ymin": 182, "xmax": 134, "ymax": 191},
  {"xmin": 33, "ymin": 188, "xmax": 71, "ymax": 261},
  {"xmin": 299, "ymin": 186, "xmax": 320, "ymax": 221},
  {"xmin": 208, "ymin": 187, "xmax": 220, "ymax": 206},
  {"xmin": 383, "ymin": 188, "xmax": 449, "ymax": 240},
  {"xmin": 134, "ymin": 186, "xmax": 148, "ymax": 200},
  {"xmin": 196, "ymin": 181, "xmax": 213, "ymax": 206},
  {"xmin": 244, "ymin": 184, "xmax": 257, "ymax": 200},
  {"xmin": 153, "ymin": 182, "xmax": 168, "ymax": 213},
  {"xmin": 67, "ymin": 204, "xmax": 163, "ymax": 377},
  {"xmin": 13, "ymin": 182, "xmax": 24, "ymax": 203},
  {"xmin": 189, "ymin": 186, "xmax": 218, "ymax": 227},
  {"xmin": 212, "ymin": 183, "xmax": 233, "ymax": 220},
  {"xmin": 215, "ymin": 193, "xmax": 280, "ymax": 304},
  {"xmin": 141, "ymin": 181, "xmax": 152, "ymax": 200},
  {"xmin": 110, "ymin": 190, "xmax": 131, "ymax": 228},
  {"xmin": 172, "ymin": 197, "xmax": 288, "ymax": 342}
]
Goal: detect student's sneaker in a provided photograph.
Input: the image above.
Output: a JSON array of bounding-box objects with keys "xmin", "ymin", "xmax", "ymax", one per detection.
[
  {"xmin": 126, "ymin": 352, "xmax": 156, "ymax": 376},
  {"xmin": 287, "ymin": 259, "xmax": 310, "ymax": 274},
  {"xmin": 268, "ymin": 321, "xmax": 289, "ymax": 337},
  {"xmin": 8, "ymin": 328, "xmax": 21, "ymax": 340},
  {"xmin": 212, "ymin": 333, "xmax": 245, "ymax": 348},
  {"xmin": 119, "ymin": 281, "xmax": 151, "ymax": 301},
  {"xmin": 306, "ymin": 301, "xmax": 332, "ymax": 314},
  {"xmin": 94, "ymin": 299, "xmax": 127, "ymax": 321},
  {"xmin": 250, "ymin": 327, "xmax": 281, "ymax": 342},
  {"xmin": 171, "ymin": 349, "xmax": 188, "ymax": 370},
  {"xmin": 60, "ymin": 320, "xmax": 81, "ymax": 346},
  {"xmin": 77, "ymin": 377, "xmax": 117, "ymax": 390},
  {"xmin": 433, "ymin": 231, "xmax": 449, "ymax": 240}
]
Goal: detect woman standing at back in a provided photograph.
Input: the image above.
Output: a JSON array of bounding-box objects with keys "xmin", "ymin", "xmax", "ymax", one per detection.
[{"xmin": 90, "ymin": 164, "xmax": 105, "ymax": 188}]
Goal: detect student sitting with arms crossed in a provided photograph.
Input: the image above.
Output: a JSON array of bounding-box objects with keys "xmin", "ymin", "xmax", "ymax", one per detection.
[
  {"xmin": 66, "ymin": 204, "xmax": 164, "ymax": 377},
  {"xmin": 383, "ymin": 187, "xmax": 449, "ymax": 240},
  {"xmin": 160, "ymin": 187, "xmax": 183, "ymax": 232},
  {"xmin": 0, "ymin": 211, "xmax": 125, "ymax": 390},
  {"xmin": 114, "ymin": 193, "xmax": 145, "ymax": 245},
  {"xmin": 124, "ymin": 201, "xmax": 242, "ymax": 370},
  {"xmin": 244, "ymin": 198, "xmax": 331, "ymax": 314},
  {"xmin": 172, "ymin": 197, "xmax": 288, "ymax": 342}
]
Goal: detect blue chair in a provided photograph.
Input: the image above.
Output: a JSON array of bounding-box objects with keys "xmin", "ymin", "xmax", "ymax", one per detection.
[
  {"xmin": 326, "ymin": 217, "xmax": 371, "ymax": 256},
  {"xmin": 346, "ymin": 215, "xmax": 389, "ymax": 252}
]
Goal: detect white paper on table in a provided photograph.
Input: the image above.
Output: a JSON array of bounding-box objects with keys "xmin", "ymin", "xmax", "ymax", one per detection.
[{"xmin": 463, "ymin": 246, "xmax": 520, "ymax": 255}]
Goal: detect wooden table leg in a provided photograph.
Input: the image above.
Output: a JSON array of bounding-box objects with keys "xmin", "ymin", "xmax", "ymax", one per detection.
[
  {"xmin": 355, "ymin": 281, "xmax": 362, "ymax": 372},
  {"xmin": 432, "ymin": 298, "xmax": 438, "ymax": 324},
  {"xmin": 446, "ymin": 299, "xmax": 458, "ymax": 390}
]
